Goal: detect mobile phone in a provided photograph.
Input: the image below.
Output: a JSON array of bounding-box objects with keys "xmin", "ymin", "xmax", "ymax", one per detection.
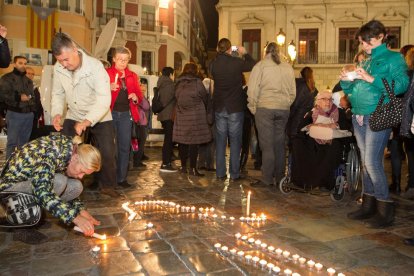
[{"xmin": 231, "ymin": 46, "xmax": 238, "ymax": 51}]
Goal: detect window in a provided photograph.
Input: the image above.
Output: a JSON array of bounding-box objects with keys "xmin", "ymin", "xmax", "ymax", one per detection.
[
  {"xmin": 141, "ymin": 5, "xmax": 155, "ymax": 31},
  {"xmin": 242, "ymin": 29, "xmax": 261, "ymax": 61},
  {"xmin": 75, "ymin": 0, "xmax": 82, "ymax": 14},
  {"xmin": 142, "ymin": 51, "xmax": 152, "ymax": 74},
  {"xmin": 386, "ymin": 27, "xmax": 401, "ymax": 49},
  {"xmin": 338, "ymin": 28, "xmax": 359, "ymax": 64},
  {"xmin": 177, "ymin": 15, "xmax": 182, "ymax": 34},
  {"xmin": 49, "ymin": 0, "xmax": 57, "ymax": 8},
  {"xmin": 298, "ymin": 29, "xmax": 318, "ymax": 64},
  {"xmin": 60, "ymin": 0, "xmax": 69, "ymax": 11},
  {"xmin": 106, "ymin": 0, "xmax": 122, "ymax": 27},
  {"xmin": 32, "ymin": 0, "xmax": 41, "ymax": 6},
  {"xmin": 18, "ymin": 0, "xmax": 28, "ymax": 5}
]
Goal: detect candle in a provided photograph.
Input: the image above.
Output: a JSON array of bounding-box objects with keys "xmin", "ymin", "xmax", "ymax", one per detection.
[
  {"xmin": 255, "ymin": 240, "xmax": 262, "ymax": 246},
  {"xmin": 246, "ymin": 191, "xmax": 251, "ymax": 217},
  {"xmin": 205, "ymin": 207, "xmax": 210, "ymax": 212},
  {"xmin": 315, "ymin": 263, "xmax": 323, "ymax": 271},
  {"xmin": 114, "ymin": 73, "xmax": 119, "ymax": 84},
  {"xmin": 261, "ymin": 243, "xmax": 268, "ymax": 249},
  {"xmin": 229, "ymin": 216, "xmax": 235, "ymax": 221},
  {"xmin": 259, "ymin": 259, "xmax": 267, "ymax": 267},
  {"xmin": 134, "ymin": 201, "xmax": 140, "ymax": 205},
  {"xmin": 273, "ymin": 266, "xmax": 281, "ymax": 273},
  {"xmin": 299, "ymin": 257, "xmax": 306, "ymax": 264},
  {"xmin": 73, "ymin": 226, "xmax": 106, "ymax": 240},
  {"xmin": 292, "ymin": 273, "xmax": 300, "ymax": 276},
  {"xmin": 214, "ymin": 243, "xmax": 221, "ymax": 249},
  {"xmin": 221, "ymin": 246, "xmax": 228, "ymax": 252},
  {"xmin": 246, "ymin": 217, "xmax": 251, "ymax": 222},
  {"xmin": 203, "ymin": 213, "xmax": 208, "ymax": 218},
  {"xmin": 307, "ymin": 260, "xmax": 315, "ymax": 268},
  {"xmin": 292, "ymin": 254, "xmax": 300, "ymax": 261},
  {"xmin": 251, "ymin": 217, "xmax": 256, "ymax": 222},
  {"xmin": 92, "ymin": 245, "xmax": 100, "ymax": 253},
  {"xmin": 327, "ymin": 268, "xmax": 336, "ymax": 275},
  {"xmin": 128, "ymin": 212, "xmax": 137, "ymax": 222},
  {"xmin": 199, "ymin": 207, "xmax": 204, "ymax": 212},
  {"xmin": 248, "ymin": 238, "xmax": 255, "ymax": 244},
  {"xmin": 251, "ymin": 213, "xmax": 256, "ymax": 218},
  {"xmin": 275, "ymin": 248, "xmax": 283, "ymax": 255},
  {"xmin": 185, "ymin": 206, "xmax": 191, "ymax": 212},
  {"xmin": 237, "ymin": 251, "xmax": 244, "ymax": 257},
  {"xmin": 176, "ymin": 204, "xmax": 180, "ymax": 209},
  {"xmin": 337, "ymin": 273, "xmax": 345, "ymax": 276},
  {"xmin": 283, "ymin": 250, "xmax": 290, "ymax": 258},
  {"xmin": 210, "ymin": 207, "xmax": 215, "ymax": 212},
  {"xmin": 252, "ymin": 256, "xmax": 260, "ymax": 263},
  {"xmin": 191, "ymin": 206, "xmax": 195, "ymax": 212},
  {"xmin": 212, "ymin": 214, "xmax": 218, "ymax": 219},
  {"xmin": 267, "ymin": 246, "xmax": 275, "ymax": 252},
  {"xmin": 241, "ymin": 235, "xmax": 248, "ymax": 241},
  {"xmin": 267, "ymin": 263, "xmax": 275, "ymax": 271},
  {"xmin": 284, "ymin": 268, "xmax": 292, "ymax": 275},
  {"xmin": 235, "ymin": 233, "xmax": 242, "ymax": 239},
  {"xmin": 230, "ymin": 248, "xmax": 237, "ymax": 255},
  {"xmin": 181, "ymin": 206, "xmax": 185, "ymax": 212},
  {"xmin": 245, "ymin": 254, "xmax": 252, "ymax": 262},
  {"xmin": 198, "ymin": 213, "xmax": 203, "ymax": 219},
  {"xmin": 240, "ymin": 216, "xmax": 245, "ymax": 221},
  {"xmin": 221, "ymin": 215, "xmax": 227, "ymax": 220},
  {"xmin": 146, "ymin": 222, "xmax": 154, "ymax": 229}
]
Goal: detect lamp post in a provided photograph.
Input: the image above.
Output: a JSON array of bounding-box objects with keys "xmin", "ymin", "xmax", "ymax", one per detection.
[
  {"xmin": 276, "ymin": 28, "xmax": 286, "ymax": 47},
  {"xmin": 287, "ymin": 40, "xmax": 297, "ymax": 64}
]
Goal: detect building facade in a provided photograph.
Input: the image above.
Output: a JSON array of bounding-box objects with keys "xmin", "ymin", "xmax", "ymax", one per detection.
[
  {"xmin": 216, "ymin": 0, "xmax": 414, "ymax": 90},
  {"xmin": 0, "ymin": 0, "xmax": 208, "ymax": 76}
]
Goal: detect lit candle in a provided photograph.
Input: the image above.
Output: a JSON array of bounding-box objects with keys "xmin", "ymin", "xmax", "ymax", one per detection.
[
  {"xmin": 261, "ymin": 213, "xmax": 267, "ymax": 221},
  {"xmin": 267, "ymin": 245, "xmax": 275, "ymax": 252},
  {"xmin": 292, "ymin": 273, "xmax": 300, "ymax": 276},
  {"xmin": 176, "ymin": 204, "xmax": 180, "ymax": 209},
  {"xmin": 255, "ymin": 240, "xmax": 262, "ymax": 246},
  {"xmin": 292, "ymin": 254, "xmax": 300, "ymax": 261},
  {"xmin": 198, "ymin": 213, "xmax": 203, "ymax": 219},
  {"xmin": 252, "ymin": 256, "xmax": 260, "ymax": 263},
  {"xmin": 251, "ymin": 217, "xmax": 256, "ymax": 222},
  {"xmin": 92, "ymin": 245, "xmax": 100, "ymax": 253},
  {"xmin": 327, "ymin": 268, "xmax": 336, "ymax": 275},
  {"xmin": 245, "ymin": 254, "xmax": 252, "ymax": 262},
  {"xmin": 248, "ymin": 238, "xmax": 255, "ymax": 244},
  {"xmin": 246, "ymin": 191, "xmax": 251, "ymax": 217},
  {"xmin": 251, "ymin": 213, "xmax": 256, "ymax": 218},
  {"xmin": 146, "ymin": 222, "xmax": 154, "ymax": 229},
  {"xmin": 114, "ymin": 73, "xmax": 119, "ymax": 84},
  {"xmin": 261, "ymin": 243, "xmax": 268, "ymax": 249},
  {"xmin": 275, "ymin": 248, "xmax": 283, "ymax": 255},
  {"xmin": 128, "ymin": 212, "xmax": 137, "ymax": 222},
  {"xmin": 143, "ymin": 200, "xmax": 148, "ymax": 204},
  {"xmin": 267, "ymin": 263, "xmax": 275, "ymax": 271},
  {"xmin": 235, "ymin": 233, "xmax": 242, "ymax": 239},
  {"xmin": 284, "ymin": 268, "xmax": 292, "ymax": 275},
  {"xmin": 210, "ymin": 207, "xmax": 215, "ymax": 212},
  {"xmin": 185, "ymin": 206, "xmax": 191, "ymax": 212},
  {"xmin": 283, "ymin": 250, "xmax": 290, "ymax": 258},
  {"xmin": 337, "ymin": 273, "xmax": 345, "ymax": 276},
  {"xmin": 240, "ymin": 216, "xmax": 245, "ymax": 221},
  {"xmin": 205, "ymin": 207, "xmax": 210, "ymax": 212},
  {"xmin": 315, "ymin": 263, "xmax": 323, "ymax": 271},
  {"xmin": 212, "ymin": 214, "xmax": 218, "ymax": 219},
  {"xmin": 221, "ymin": 215, "xmax": 227, "ymax": 220},
  {"xmin": 181, "ymin": 206, "xmax": 185, "ymax": 212},
  {"xmin": 230, "ymin": 248, "xmax": 237, "ymax": 255},
  {"xmin": 203, "ymin": 213, "xmax": 208, "ymax": 218},
  {"xmin": 191, "ymin": 206, "xmax": 196, "ymax": 212},
  {"xmin": 134, "ymin": 201, "xmax": 140, "ymax": 205},
  {"xmin": 221, "ymin": 246, "xmax": 228, "ymax": 252},
  {"xmin": 237, "ymin": 251, "xmax": 244, "ymax": 257},
  {"xmin": 299, "ymin": 257, "xmax": 306, "ymax": 264},
  {"xmin": 307, "ymin": 260, "xmax": 315, "ymax": 268},
  {"xmin": 229, "ymin": 216, "xmax": 235, "ymax": 221},
  {"xmin": 199, "ymin": 207, "xmax": 204, "ymax": 212},
  {"xmin": 259, "ymin": 259, "xmax": 267, "ymax": 267},
  {"xmin": 241, "ymin": 235, "xmax": 248, "ymax": 241},
  {"xmin": 73, "ymin": 226, "xmax": 106, "ymax": 240},
  {"xmin": 214, "ymin": 243, "xmax": 221, "ymax": 249},
  {"xmin": 273, "ymin": 266, "xmax": 281, "ymax": 274},
  {"xmin": 246, "ymin": 217, "xmax": 251, "ymax": 222},
  {"xmin": 169, "ymin": 201, "xmax": 175, "ymax": 206}
]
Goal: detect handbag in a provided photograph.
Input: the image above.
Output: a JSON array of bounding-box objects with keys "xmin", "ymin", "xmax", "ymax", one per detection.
[
  {"xmin": 369, "ymin": 79, "xmax": 402, "ymax": 132},
  {"xmin": 0, "ymin": 192, "xmax": 41, "ymax": 227},
  {"xmin": 205, "ymin": 79, "xmax": 215, "ymax": 125}
]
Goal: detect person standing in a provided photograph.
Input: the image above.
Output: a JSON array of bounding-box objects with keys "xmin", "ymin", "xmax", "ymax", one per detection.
[
  {"xmin": 248, "ymin": 42, "xmax": 296, "ymax": 186},
  {"xmin": 0, "ymin": 55, "xmax": 36, "ymax": 158},
  {"xmin": 157, "ymin": 67, "xmax": 177, "ymax": 172},
  {"xmin": 106, "ymin": 46, "xmax": 142, "ymax": 188},
  {"xmin": 210, "ymin": 38, "xmax": 255, "ymax": 181},
  {"xmin": 133, "ymin": 79, "xmax": 150, "ymax": 168},
  {"xmin": 50, "ymin": 32, "xmax": 119, "ymax": 198},
  {"xmin": 25, "ymin": 67, "xmax": 44, "ymax": 140},
  {"xmin": 0, "ymin": 24, "xmax": 11, "ymax": 68},
  {"xmin": 341, "ymin": 20, "xmax": 409, "ymax": 228},
  {"xmin": 173, "ymin": 62, "xmax": 212, "ymax": 176}
]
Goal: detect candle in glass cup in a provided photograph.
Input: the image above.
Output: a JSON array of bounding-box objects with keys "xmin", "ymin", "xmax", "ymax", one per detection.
[
  {"xmin": 299, "ymin": 257, "xmax": 306, "ymax": 264},
  {"xmin": 259, "ymin": 259, "xmax": 267, "ymax": 267},
  {"xmin": 235, "ymin": 233, "xmax": 242, "ymax": 239},
  {"xmin": 252, "ymin": 256, "xmax": 260, "ymax": 263},
  {"xmin": 221, "ymin": 215, "xmax": 227, "ymax": 220},
  {"xmin": 255, "ymin": 240, "xmax": 262, "ymax": 246},
  {"xmin": 307, "ymin": 260, "xmax": 315, "ymax": 268},
  {"xmin": 327, "ymin": 268, "xmax": 336, "ymax": 275},
  {"xmin": 261, "ymin": 243, "xmax": 268, "ymax": 250},
  {"xmin": 284, "ymin": 268, "xmax": 292, "ymax": 275},
  {"xmin": 273, "ymin": 266, "xmax": 281, "ymax": 274},
  {"xmin": 240, "ymin": 216, "xmax": 245, "ymax": 221},
  {"xmin": 292, "ymin": 273, "xmax": 300, "ymax": 276},
  {"xmin": 190, "ymin": 206, "xmax": 195, "ymax": 212},
  {"xmin": 337, "ymin": 273, "xmax": 345, "ymax": 276},
  {"xmin": 210, "ymin": 207, "xmax": 215, "ymax": 212},
  {"xmin": 212, "ymin": 214, "xmax": 218, "ymax": 219},
  {"xmin": 214, "ymin": 243, "xmax": 221, "ymax": 249},
  {"xmin": 248, "ymin": 238, "xmax": 255, "ymax": 244},
  {"xmin": 315, "ymin": 263, "xmax": 323, "ymax": 271},
  {"xmin": 205, "ymin": 207, "xmax": 210, "ymax": 212},
  {"xmin": 283, "ymin": 250, "xmax": 290, "ymax": 258},
  {"xmin": 237, "ymin": 251, "xmax": 244, "ymax": 257},
  {"xmin": 275, "ymin": 248, "xmax": 283, "ymax": 255},
  {"xmin": 221, "ymin": 246, "xmax": 228, "ymax": 252},
  {"xmin": 267, "ymin": 263, "xmax": 275, "ymax": 271},
  {"xmin": 241, "ymin": 235, "xmax": 248, "ymax": 241},
  {"xmin": 245, "ymin": 254, "xmax": 252, "ymax": 262},
  {"xmin": 230, "ymin": 248, "xmax": 237, "ymax": 255},
  {"xmin": 229, "ymin": 216, "xmax": 235, "ymax": 221},
  {"xmin": 292, "ymin": 254, "xmax": 300, "ymax": 261}
]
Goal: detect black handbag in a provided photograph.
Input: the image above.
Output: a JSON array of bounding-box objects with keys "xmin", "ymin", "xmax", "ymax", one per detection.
[
  {"xmin": 369, "ymin": 79, "xmax": 402, "ymax": 132},
  {"xmin": 0, "ymin": 192, "xmax": 41, "ymax": 227}
]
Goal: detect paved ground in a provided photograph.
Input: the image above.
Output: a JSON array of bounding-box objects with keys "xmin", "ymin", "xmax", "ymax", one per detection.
[{"xmin": 0, "ymin": 143, "xmax": 414, "ymax": 276}]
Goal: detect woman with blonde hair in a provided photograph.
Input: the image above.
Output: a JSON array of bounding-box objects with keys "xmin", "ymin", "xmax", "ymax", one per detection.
[{"xmin": 0, "ymin": 134, "xmax": 101, "ymax": 244}]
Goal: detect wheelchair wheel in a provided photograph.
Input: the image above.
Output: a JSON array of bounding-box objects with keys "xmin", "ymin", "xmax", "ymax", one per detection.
[
  {"xmin": 330, "ymin": 175, "xmax": 346, "ymax": 201},
  {"xmin": 279, "ymin": 176, "xmax": 293, "ymax": 195},
  {"xmin": 346, "ymin": 144, "xmax": 361, "ymax": 195}
]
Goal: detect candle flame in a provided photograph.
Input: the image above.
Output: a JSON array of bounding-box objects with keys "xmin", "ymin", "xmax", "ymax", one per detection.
[{"xmin": 102, "ymin": 234, "xmax": 107, "ymax": 240}]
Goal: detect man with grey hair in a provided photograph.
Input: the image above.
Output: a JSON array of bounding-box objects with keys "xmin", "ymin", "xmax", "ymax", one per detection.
[{"xmin": 50, "ymin": 32, "xmax": 120, "ymax": 198}]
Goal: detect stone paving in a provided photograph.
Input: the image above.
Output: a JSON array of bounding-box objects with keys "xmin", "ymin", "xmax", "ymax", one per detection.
[{"xmin": 0, "ymin": 144, "xmax": 414, "ymax": 276}]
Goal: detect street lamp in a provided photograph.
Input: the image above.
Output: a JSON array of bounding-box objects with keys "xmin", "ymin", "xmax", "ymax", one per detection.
[
  {"xmin": 287, "ymin": 40, "xmax": 297, "ymax": 62},
  {"xmin": 276, "ymin": 28, "xmax": 286, "ymax": 46}
]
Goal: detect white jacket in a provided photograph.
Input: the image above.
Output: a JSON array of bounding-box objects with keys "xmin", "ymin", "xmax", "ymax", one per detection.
[{"xmin": 51, "ymin": 50, "xmax": 112, "ymax": 126}]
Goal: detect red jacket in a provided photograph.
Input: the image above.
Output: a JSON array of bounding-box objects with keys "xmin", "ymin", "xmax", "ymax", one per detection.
[{"xmin": 106, "ymin": 65, "xmax": 143, "ymax": 123}]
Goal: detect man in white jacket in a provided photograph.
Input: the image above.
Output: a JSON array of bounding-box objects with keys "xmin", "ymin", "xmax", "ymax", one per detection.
[{"xmin": 50, "ymin": 32, "xmax": 120, "ymax": 198}]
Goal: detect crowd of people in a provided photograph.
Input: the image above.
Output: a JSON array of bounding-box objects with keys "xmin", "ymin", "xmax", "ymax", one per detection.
[{"xmin": 0, "ymin": 19, "xmax": 414, "ymax": 247}]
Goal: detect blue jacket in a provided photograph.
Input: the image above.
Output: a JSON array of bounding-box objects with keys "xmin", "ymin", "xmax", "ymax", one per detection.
[{"xmin": 340, "ymin": 43, "xmax": 409, "ymax": 115}]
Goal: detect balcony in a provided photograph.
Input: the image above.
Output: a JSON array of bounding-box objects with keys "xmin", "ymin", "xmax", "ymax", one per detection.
[
  {"xmin": 297, "ymin": 51, "xmax": 359, "ymax": 65},
  {"xmin": 141, "ymin": 20, "xmax": 165, "ymax": 33},
  {"xmin": 99, "ymin": 13, "xmax": 125, "ymax": 28}
]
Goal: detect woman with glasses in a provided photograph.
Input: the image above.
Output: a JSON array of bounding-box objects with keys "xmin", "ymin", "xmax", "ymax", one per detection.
[{"xmin": 106, "ymin": 47, "xmax": 142, "ymax": 189}]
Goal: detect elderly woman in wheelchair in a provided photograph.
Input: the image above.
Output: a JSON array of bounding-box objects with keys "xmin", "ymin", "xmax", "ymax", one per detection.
[{"xmin": 286, "ymin": 90, "xmax": 353, "ymax": 193}]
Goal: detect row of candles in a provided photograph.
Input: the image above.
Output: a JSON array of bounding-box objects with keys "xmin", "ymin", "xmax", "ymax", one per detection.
[{"xmin": 232, "ymin": 232, "xmax": 342, "ymax": 275}]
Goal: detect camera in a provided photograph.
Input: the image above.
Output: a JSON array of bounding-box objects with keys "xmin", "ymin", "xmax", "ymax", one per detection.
[
  {"xmin": 231, "ymin": 46, "xmax": 238, "ymax": 52},
  {"xmin": 346, "ymin": 71, "xmax": 359, "ymax": 81}
]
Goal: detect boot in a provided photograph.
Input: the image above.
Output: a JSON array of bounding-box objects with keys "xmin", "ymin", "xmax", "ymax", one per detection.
[
  {"xmin": 389, "ymin": 174, "xmax": 401, "ymax": 194},
  {"xmin": 190, "ymin": 168, "xmax": 204, "ymax": 177},
  {"xmin": 365, "ymin": 199, "xmax": 395, "ymax": 228},
  {"xmin": 347, "ymin": 194, "xmax": 377, "ymax": 220},
  {"xmin": 180, "ymin": 166, "xmax": 187, "ymax": 174}
]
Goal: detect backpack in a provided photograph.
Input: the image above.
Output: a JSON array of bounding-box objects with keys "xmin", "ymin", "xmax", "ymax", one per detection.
[{"xmin": 151, "ymin": 87, "xmax": 163, "ymax": 114}]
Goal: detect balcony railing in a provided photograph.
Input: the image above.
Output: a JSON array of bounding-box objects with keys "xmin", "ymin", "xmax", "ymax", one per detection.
[
  {"xmin": 298, "ymin": 51, "xmax": 359, "ymax": 65},
  {"xmin": 141, "ymin": 20, "xmax": 164, "ymax": 33},
  {"xmin": 99, "ymin": 14, "xmax": 124, "ymax": 28}
]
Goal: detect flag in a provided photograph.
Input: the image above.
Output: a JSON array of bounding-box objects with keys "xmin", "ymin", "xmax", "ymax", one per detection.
[{"xmin": 26, "ymin": 5, "xmax": 59, "ymax": 49}]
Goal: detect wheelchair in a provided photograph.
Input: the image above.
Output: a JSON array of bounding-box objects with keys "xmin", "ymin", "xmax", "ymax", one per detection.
[{"xmin": 279, "ymin": 140, "xmax": 361, "ymax": 202}]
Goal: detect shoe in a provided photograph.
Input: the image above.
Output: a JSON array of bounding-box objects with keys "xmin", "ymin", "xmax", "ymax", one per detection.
[
  {"xmin": 160, "ymin": 164, "xmax": 178, "ymax": 172},
  {"xmin": 347, "ymin": 194, "xmax": 377, "ymax": 220},
  {"xmin": 250, "ymin": 180, "xmax": 268, "ymax": 187},
  {"xmin": 101, "ymin": 188, "xmax": 122, "ymax": 198},
  {"xmin": 404, "ymin": 238, "xmax": 414, "ymax": 246},
  {"xmin": 13, "ymin": 229, "xmax": 48, "ymax": 244},
  {"xmin": 133, "ymin": 162, "xmax": 146, "ymax": 168},
  {"xmin": 216, "ymin": 176, "xmax": 227, "ymax": 180},
  {"xmin": 230, "ymin": 175, "xmax": 246, "ymax": 182},
  {"xmin": 401, "ymin": 188, "xmax": 414, "ymax": 199},
  {"xmin": 389, "ymin": 174, "xmax": 401, "ymax": 194},
  {"xmin": 141, "ymin": 155, "xmax": 149, "ymax": 161},
  {"xmin": 180, "ymin": 167, "xmax": 187, "ymax": 174},
  {"xmin": 365, "ymin": 199, "xmax": 395, "ymax": 228},
  {"xmin": 190, "ymin": 168, "xmax": 204, "ymax": 177},
  {"xmin": 117, "ymin": 181, "xmax": 133, "ymax": 189}
]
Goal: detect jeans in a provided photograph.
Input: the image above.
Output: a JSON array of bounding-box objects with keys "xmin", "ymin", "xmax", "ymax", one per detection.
[
  {"xmin": 352, "ymin": 115, "xmax": 391, "ymax": 200},
  {"xmin": 255, "ymin": 108, "xmax": 289, "ymax": 184},
  {"xmin": 63, "ymin": 119, "xmax": 117, "ymax": 189},
  {"xmin": 215, "ymin": 110, "xmax": 244, "ymax": 179},
  {"xmin": 161, "ymin": 120, "xmax": 174, "ymax": 165},
  {"xmin": 112, "ymin": 111, "xmax": 132, "ymax": 183},
  {"xmin": 6, "ymin": 111, "xmax": 34, "ymax": 159}
]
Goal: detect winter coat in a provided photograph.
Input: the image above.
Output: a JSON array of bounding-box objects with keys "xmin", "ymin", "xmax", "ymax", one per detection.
[
  {"xmin": 340, "ymin": 43, "xmax": 409, "ymax": 115},
  {"xmin": 157, "ymin": 75, "xmax": 176, "ymax": 121},
  {"xmin": 401, "ymin": 72, "xmax": 414, "ymax": 137},
  {"xmin": 247, "ymin": 57, "xmax": 296, "ymax": 114},
  {"xmin": 286, "ymin": 78, "xmax": 317, "ymax": 138},
  {"xmin": 210, "ymin": 52, "xmax": 256, "ymax": 114},
  {"xmin": 0, "ymin": 67, "xmax": 36, "ymax": 113},
  {"xmin": 0, "ymin": 36, "xmax": 11, "ymax": 68},
  {"xmin": 173, "ymin": 75, "xmax": 212, "ymax": 144},
  {"xmin": 106, "ymin": 65, "xmax": 142, "ymax": 123},
  {"xmin": 51, "ymin": 49, "xmax": 112, "ymax": 126}
]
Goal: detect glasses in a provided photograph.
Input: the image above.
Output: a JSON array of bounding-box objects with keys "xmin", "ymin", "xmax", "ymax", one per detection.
[
  {"xmin": 116, "ymin": 58, "xmax": 130, "ymax": 63},
  {"xmin": 318, "ymin": 98, "xmax": 332, "ymax": 102}
]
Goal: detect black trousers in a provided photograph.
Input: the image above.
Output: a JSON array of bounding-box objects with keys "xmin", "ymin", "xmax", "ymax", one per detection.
[
  {"xmin": 161, "ymin": 120, "xmax": 174, "ymax": 165},
  {"xmin": 62, "ymin": 119, "xmax": 117, "ymax": 188},
  {"xmin": 133, "ymin": 124, "xmax": 148, "ymax": 164},
  {"xmin": 178, "ymin": 144, "xmax": 198, "ymax": 168}
]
